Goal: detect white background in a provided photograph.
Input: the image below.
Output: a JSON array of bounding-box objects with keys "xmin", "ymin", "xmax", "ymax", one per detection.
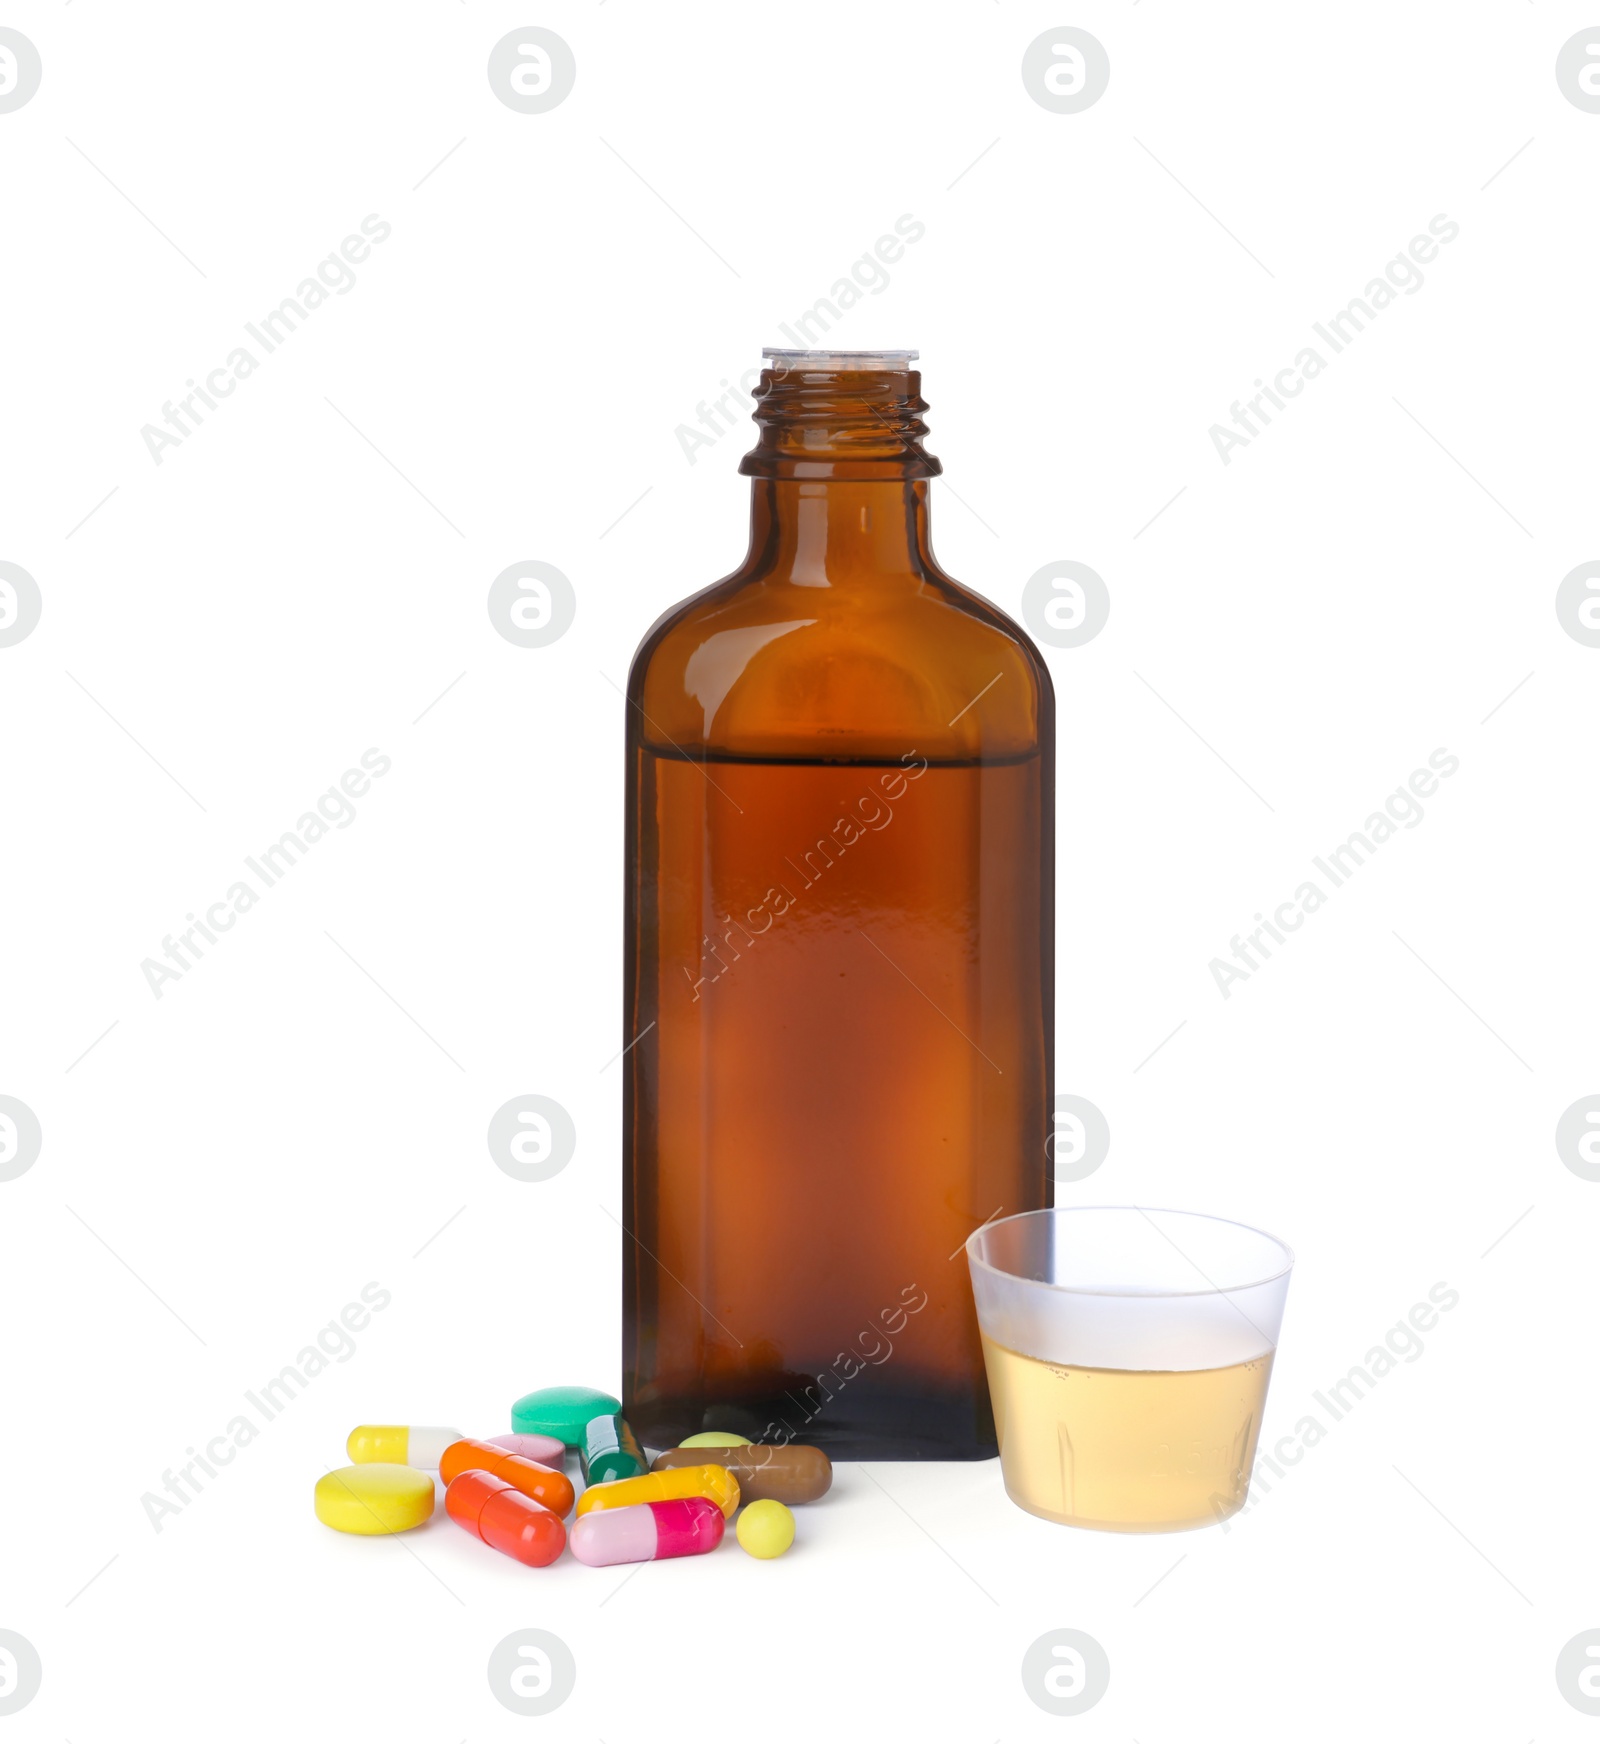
[{"xmin": 2, "ymin": 2, "xmax": 1597, "ymax": 1737}]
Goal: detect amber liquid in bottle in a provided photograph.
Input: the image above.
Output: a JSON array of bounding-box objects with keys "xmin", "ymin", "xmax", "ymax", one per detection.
[{"xmin": 624, "ymin": 352, "xmax": 1053, "ymax": 1458}]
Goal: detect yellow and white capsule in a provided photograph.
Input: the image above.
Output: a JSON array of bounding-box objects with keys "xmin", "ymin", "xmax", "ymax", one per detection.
[
  {"xmin": 575, "ymin": 1464, "xmax": 741, "ymax": 1520},
  {"xmin": 346, "ymin": 1425, "xmax": 462, "ymax": 1468}
]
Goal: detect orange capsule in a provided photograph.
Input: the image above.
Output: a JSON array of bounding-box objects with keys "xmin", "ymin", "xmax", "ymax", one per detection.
[
  {"xmin": 446, "ymin": 1470, "xmax": 566, "ymax": 1567},
  {"xmin": 438, "ymin": 1438, "xmax": 574, "ymax": 1517}
]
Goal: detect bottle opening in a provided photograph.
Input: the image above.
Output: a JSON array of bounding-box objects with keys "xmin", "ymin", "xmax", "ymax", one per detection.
[{"xmin": 762, "ymin": 348, "xmax": 919, "ymax": 371}]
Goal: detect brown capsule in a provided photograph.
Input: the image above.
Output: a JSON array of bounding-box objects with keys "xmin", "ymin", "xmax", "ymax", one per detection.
[{"xmin": 650, "ymin": 1443, "xmax": 832, "ymax": 1504}]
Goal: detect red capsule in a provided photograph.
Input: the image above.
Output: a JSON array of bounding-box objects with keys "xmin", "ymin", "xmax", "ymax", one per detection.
[{"xmin": 446, "ymin": 1470, "xmax": 566, "ymax": 1567}]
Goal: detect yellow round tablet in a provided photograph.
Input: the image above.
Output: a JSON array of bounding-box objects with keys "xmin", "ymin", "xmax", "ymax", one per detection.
[
  {"xmin": 736, "ymin": 1498, "xmax": 795, "ymax": 1559},
  {"xmin": 315, "ymin": 1463, "xmax": 435, "ymax": 1535},
  {"xmin": 679, "ymin": 1431, "xmax": 752, "ymax": 1448}
]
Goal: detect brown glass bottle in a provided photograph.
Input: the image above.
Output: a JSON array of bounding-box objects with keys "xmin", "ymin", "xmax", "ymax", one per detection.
[{"xmin": 623, "ymin": 351, "xmax": 1053, "ymax": 1459}]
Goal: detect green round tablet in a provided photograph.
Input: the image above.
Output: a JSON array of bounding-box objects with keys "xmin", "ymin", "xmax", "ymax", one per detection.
[{"xmin": 511, "ymin": 1384, "xmax": 623, "ymax": 1445}]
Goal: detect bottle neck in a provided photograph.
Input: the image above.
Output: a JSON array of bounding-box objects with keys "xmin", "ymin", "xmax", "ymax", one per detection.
[
  {"xmin": 739, "ymin": 359, "xmax": 941, "ymax": 482},
  {"xmin": 747, "ymin": 479, "xmax": 932, "ymax": 587},
  {"xmin": 738, "ymin": 356, "xmax": 940, "ymax": 586}
]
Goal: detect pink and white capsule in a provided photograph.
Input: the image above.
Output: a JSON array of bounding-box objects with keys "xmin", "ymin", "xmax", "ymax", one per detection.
[
  {"xmin": 569, "ymin": 1496, "xmax": 725, "ymax": 1567},
  {"xmin": 487, "ymin": 1432, "xmax": 566, "ymax": 1467}
]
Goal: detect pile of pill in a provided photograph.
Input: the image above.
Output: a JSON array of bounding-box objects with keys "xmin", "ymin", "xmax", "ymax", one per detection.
[{"xmin": 313, "ymin": 1385, "xmax": 831, "ymax": 1567}]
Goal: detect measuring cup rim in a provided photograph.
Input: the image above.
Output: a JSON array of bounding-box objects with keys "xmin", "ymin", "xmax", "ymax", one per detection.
[{"xmin": 964, "ymin": 1204, "xmax": 1296, "ymax": 1298}]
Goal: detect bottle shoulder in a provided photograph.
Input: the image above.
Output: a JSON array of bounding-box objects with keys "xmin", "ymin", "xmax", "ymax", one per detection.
[{"xmin": 628, "ymin": 569, "xmax": 1052, "ymax": 760}]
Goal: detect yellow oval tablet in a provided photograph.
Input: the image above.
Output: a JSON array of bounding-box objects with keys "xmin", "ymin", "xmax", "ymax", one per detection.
[
  {"xmin": 678, "ymin": 1432, "xmax": 752, "ymax": 1448},
  {"xmin": 315, "ymin": 1463, "xmax": 435, "ymax": 1535}
]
